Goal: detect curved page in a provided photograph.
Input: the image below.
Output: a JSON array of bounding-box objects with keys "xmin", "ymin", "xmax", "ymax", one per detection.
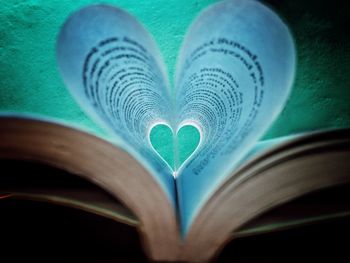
[
  {"xmin": 56, "ymin": 5, "xmax": 175, "ymax": 204},
  {"xmin": 175, "ymin": 0, "xmax": 296, "ymax": 233}
]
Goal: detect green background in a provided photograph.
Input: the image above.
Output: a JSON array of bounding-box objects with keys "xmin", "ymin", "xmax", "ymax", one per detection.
[{"xmin": 0, "ymin": 0, "xmax": 349, "ymax": 168}]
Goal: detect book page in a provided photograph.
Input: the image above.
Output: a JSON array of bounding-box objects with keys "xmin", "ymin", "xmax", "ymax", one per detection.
[
  {"xmin": 240, "ymin": 133, "xmax": 310, "ymax": 166},
  {"xmin": 57, "ymin": 5, "xmax": 175, "ymax": 204},
  {"xmin": 175, "ymin": 0, "xmax": 296, "ymax": 234}
]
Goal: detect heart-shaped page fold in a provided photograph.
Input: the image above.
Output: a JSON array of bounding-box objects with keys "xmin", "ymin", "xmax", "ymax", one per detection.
[{"xmin": 57, "ymin": 0, "xmax": 295, "ymax": 234}]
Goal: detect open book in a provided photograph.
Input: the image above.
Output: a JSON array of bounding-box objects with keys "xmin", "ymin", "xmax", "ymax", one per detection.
[{"xmin": 1, "ymin": 0, "xmax": 350, "ymax": 262}]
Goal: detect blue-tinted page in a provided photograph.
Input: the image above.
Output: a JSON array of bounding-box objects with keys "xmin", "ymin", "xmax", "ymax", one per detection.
[
  {"xmin": 56, "ymin": 5, "xmax": 175, "ymax": 204},
  {"xmin": 241, "ymin": 135, "xmax": 305, "ymax": 165},
  {"xmin": 175, "ymin": 0, "xmax": 296, "ymax": 234}
]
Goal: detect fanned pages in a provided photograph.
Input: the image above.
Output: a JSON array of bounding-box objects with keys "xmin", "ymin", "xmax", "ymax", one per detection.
[
  {"xmin": 57, "ymin": 0, "xmax": 295, "ymax": 236},
  {"xmin": 175, "ymin": 0, "xmax": 295, "ymax": 233},
  {"xmin": 56, "ymin": 5, "xmax": 176, "ymax": 204}
]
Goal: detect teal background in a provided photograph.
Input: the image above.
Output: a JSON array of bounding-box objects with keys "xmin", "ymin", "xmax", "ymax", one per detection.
[
  {"xmin": 0, "ymin": 0, "xmax": 349, "ymax": 165},
  {"xmin": 150, "ymin": 124, "xmax": 200, "ymax": 170}
]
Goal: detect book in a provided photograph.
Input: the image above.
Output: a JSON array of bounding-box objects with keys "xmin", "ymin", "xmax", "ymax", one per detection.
[{"xmin": 0, "ymin": 0, "xmax": 350, "ymax": 262}]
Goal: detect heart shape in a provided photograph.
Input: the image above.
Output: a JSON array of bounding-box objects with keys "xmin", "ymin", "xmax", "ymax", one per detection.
[{"xmin": 149, "ymin": 123, "xmax": 201, "ymax": 171}]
